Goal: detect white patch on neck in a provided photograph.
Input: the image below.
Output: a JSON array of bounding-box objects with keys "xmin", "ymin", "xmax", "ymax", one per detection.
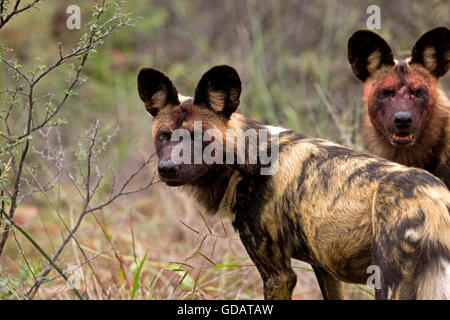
[{"xmin": 266, "ymin": 125, "xmax": 288, "ymax": 135}]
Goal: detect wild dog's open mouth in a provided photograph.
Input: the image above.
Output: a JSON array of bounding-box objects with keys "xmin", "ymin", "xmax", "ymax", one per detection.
[{"xmin": 391, "ymin": 132, "xmax": 414, "ymax": 145}]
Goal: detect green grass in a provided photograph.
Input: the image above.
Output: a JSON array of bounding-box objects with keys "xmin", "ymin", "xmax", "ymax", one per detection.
[{"xmin": 130, "ymin": 252, "xmax": 147, "ymax": 300}]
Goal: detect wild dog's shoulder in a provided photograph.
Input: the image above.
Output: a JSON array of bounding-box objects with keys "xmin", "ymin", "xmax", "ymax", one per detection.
[{"xmin": 282, "ymin": 134, "xmax": 377, "ymax": 163}]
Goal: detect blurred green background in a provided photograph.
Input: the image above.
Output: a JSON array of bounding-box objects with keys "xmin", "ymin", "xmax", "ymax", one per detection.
[
  {"xmin": 3, "ymin": 0, "xmax": 449, "ymax": 151},
  {"xmin": 0, "ymin": 0, "xmax": 448, "ymax": 300}
]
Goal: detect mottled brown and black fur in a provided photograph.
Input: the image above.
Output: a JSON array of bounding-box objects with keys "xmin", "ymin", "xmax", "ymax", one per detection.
[
  {"xmin": 348, "ymin": 27, "xmax": 450, "ymax": 188},
  {"xmin": 138, "ymin": 65, "xmax": 450, "ymax": 300}
]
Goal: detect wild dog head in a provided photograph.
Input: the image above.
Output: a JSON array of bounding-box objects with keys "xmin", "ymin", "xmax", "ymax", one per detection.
[
  {"xmin": 137, "ymin": 65, "xmax": 241, "ymax": 186},
  {"xmin": 348, "ymin": 27, "xmax": 450, "ymax": 147}
]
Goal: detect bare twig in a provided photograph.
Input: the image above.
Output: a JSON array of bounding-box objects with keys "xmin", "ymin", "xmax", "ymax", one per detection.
[
  {"xmin": 26, "ymin": 151, "xmax": 156, "ymax": 299},
  {"xmin": 0, "ymin": 1, "xmax": 40, "ymax": 30},
  {"xmin": 0, "ymin": 0, "xmax": 145, "ymax": 300},
  {"xmin": 314, "ymin": 82, "xmax": 354, "ymax": 148},
  {"xmin": 0, "ymin": 208, "xmax": 84, "ymax": 299}
]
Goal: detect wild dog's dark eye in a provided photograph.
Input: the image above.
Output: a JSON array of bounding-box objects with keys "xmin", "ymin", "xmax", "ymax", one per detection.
[
  {"xmin": 158, "ymin": 132, "xmax": 171, "ymax": 142},
  {"xmin": 414, "ymin": 88, "xmax": 427, "ymax": 98},
  {"xmin": 378, "ymin": 89, "xmax": 393, "ymax": 99}
]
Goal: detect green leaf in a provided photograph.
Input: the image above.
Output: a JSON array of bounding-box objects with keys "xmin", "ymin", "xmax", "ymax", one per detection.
[
  {"xmin": 130, "ymin": 252, "xmax": 147, "ymax": 300},
  {"xmin": 17, "ymin": 262, "xmax": 30, "ymax": 282},
  {"xmin": 147, "ymin": 286, "xmax": 155, "ymax": 300},
  {"xmin": 213, "ymin": 261, "xmax": 238, "ymax": 270},
  {"xmin": 178, "ymin": 271, "xmax": 195, "ymax": 290},
  {"xmin": 198, "ymin": 252, "xmax": 216, "ymax": 266}
]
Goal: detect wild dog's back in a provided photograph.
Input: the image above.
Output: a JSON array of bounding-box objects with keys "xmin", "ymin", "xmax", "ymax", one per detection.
[{"xmin": 235, "ymin": 131, "xmax": 450, "ymax": 298}]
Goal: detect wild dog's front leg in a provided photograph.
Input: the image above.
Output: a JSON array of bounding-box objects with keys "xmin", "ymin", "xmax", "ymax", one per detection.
[
  {"xmin": 262, "ymin": 269, "xmax": 297, "ymax": 300},
  {"xmin": 312, "ymin": 265, "xmax": 344, "ymax": 300},
  {"xmin": 237, "ymin": 229, "xmax": 296, "ymax": 300}
]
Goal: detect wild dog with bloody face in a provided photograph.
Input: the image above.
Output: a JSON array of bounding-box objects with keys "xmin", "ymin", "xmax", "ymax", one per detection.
[
  {"xmin": 138, "ymin": 65, "xmax": 450, "ymax": 300},
  {"xmin": 348, "ymin": 27, "xmax": 450, "ymax": 188}
]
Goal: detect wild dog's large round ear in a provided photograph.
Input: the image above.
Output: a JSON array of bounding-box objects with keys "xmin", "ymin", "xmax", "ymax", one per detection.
[
  {"xmin": 410, "ymin": 27, "xmax": 450, "ymax": 78},
  {"xmin": 193, "ymin": 65, "xmax": 241, "ymax": 118},
  {"xmin": 137, "ymin": 68, "xmax": 180, "ymax": 116},
  {"xmin": 347, "ymin": 30, "xmax": 395, "ymax": 81}
]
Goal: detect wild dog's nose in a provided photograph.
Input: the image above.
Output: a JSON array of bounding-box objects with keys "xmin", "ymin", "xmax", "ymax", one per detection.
[
  {"xmin": 158, "ymin": 160, "xmax": 177, "ymax": 178},
  {"xmin": 393, "ymin": 112, "xmax": 412, "ymax": 129}
]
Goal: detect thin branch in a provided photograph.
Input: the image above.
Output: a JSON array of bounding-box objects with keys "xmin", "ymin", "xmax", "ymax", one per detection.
[
  {"xmin": 0, "ymin": 0, "xmax": 143, "ymax": 300},
  {"xmin": 84, "ymin": 155, "xmax": 157, "ymax": 214},
  {"xmin": 0, "ymin": 0, "xmax": 136, "ymax": 257},
  {"xmin": 42, "ymin": 248, "xmax": 113, "ymax": 285},
  {"xmin": 0, "ymin": 0, "xmax": 40, "ymax": 30},
  {"xmin": 0, "ymin": 76, "xmax": 34, "ymax": 256},
  {"xmin": 26, "ymin": 154, "xmax": 156, "ymax": 299},
  {"xmin": 12, "ymin": 17, "xmax": 139, "ymax": 141},
  {"xmin": 12, "ymin": 229, "xmax": 39, "ymax": 285},
  {"xmin": 0, "ymin": 208, "xmax": 84, "ymax": 299},
  {"xmin": 314, "ymin": 82, "xmax": 354, "ymax": 148},
  {"xmin": 0, "ymin": 89, "xmax": 28, "ymax": 96},
  {"xmin": 0, "ymin": 55, "xmax": 31, "ymax": 85}
]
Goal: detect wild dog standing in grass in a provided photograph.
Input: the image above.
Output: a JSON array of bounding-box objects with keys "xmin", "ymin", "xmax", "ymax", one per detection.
[
  {"xmin": 138, "ymin": 65, "xmax": 450, "ymax": 300},
  {"xmin": 348, "ymin": 27, "xmax": 450, "ymax": 188}
]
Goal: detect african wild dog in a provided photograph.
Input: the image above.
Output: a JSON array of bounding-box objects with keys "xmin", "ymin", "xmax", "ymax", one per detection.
[
  {"xmin": 137, "ymin": 65, "xmax": 450, "ymax": 300},
  {"xmin": 348, "ymin": 27, "xmax": 450, "ymax": 188}
]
